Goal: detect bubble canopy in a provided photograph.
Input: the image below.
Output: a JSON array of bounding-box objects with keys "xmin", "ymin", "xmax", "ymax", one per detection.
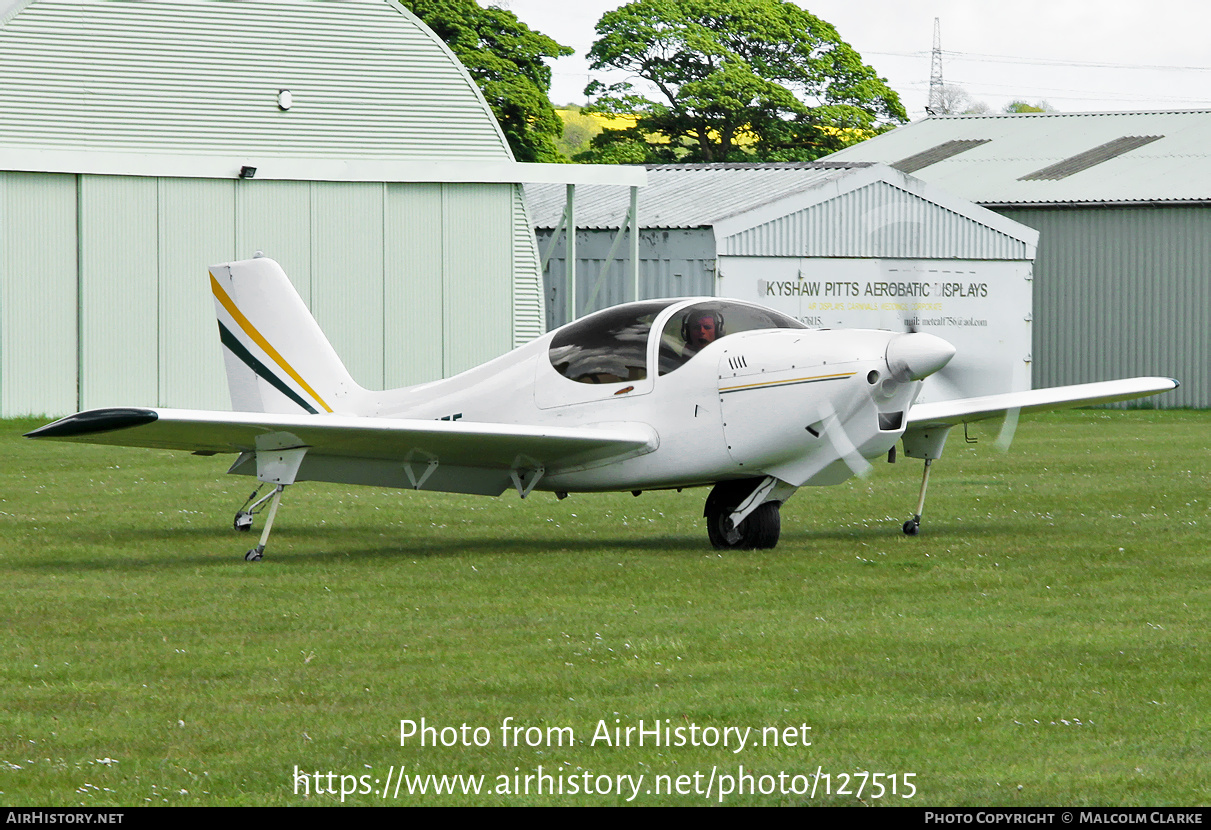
[{"xmin": 548, "ymin": 300, "xmax": 807, "ymax": 385}]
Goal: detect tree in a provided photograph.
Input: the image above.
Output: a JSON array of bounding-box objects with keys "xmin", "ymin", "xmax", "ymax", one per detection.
[
  {"xmin": 927, "ymin": 85, "xmax": 993, "ymax": 115},
  {"xmin": 1003, "ymin": 100, "xmax": 1055, "ymax": 113},
  {"xmin": 555, "ymin": 107, "xmax": 599, "ymax": 159},
  {"xmin": 928, "ymin": 84, "xmax": 973, "ymax": 115},
  {"xmin": 578, "ymin": 0, "xmax": 907, "ymax": 163},
  {"xmin": 400, "ymin": 0, "xmax": 572, "ymax": 162}
]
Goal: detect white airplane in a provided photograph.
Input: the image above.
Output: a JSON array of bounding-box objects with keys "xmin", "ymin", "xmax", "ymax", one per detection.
[{"xmin": 27, "ymin": 256, "xmax": 1177, "ymax": 560}]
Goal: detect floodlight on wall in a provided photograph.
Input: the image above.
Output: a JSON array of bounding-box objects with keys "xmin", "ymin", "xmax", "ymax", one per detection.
[
  {"xmin": 277, "ymin": 89, "xmax": 293, "ymax": 111},
  {"xmin": 239, "ymin": 166, "xmax": 257, "ymax": 179}
]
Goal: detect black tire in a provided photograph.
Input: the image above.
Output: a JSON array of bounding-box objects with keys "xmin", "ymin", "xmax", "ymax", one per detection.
[
  {"xmin": 706, "ymin": 501, "xmax": 781, "ymax": 550},
  {"xmin": 707, "ymin": 505, "xmax": 742, "ymax": 549},
  {"xmin": 743, "ymin": 502, "xmax": 781, "ymax": 549}
]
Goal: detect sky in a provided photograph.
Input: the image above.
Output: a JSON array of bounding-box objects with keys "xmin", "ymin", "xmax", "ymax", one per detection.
[{"xmin": 486, "ymin": 0, "xmax": 1211, "ymax": 119}]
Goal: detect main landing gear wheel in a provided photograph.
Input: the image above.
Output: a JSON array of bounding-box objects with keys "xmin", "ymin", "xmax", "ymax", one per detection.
[
  {"xmin": 902, "ymin": 517, "xmax": 920, "ymax": 536},
  {"xmin": 233, "ymin": 511, "xmax": 254, "ymax": 532},
  {"xmin": 706, "ymin": 501, "xmax": 781, "ymax": 550},
  {"xmin": 244, "ymin": 546, "xmax": 264, "ymax": 562}
]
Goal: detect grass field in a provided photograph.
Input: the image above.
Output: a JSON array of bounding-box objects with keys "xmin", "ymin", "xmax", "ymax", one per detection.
[{"xmin": 2, "ymin": 410, "xmax": 1208, "ymax": 806}]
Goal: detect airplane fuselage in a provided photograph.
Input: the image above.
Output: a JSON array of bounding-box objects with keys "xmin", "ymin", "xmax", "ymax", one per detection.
[{"xmin": 362, "ymin": 299, "xmax": 926, "ymax": 493}]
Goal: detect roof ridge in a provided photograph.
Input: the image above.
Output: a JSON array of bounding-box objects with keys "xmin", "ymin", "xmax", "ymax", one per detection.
[
  {"xmin": 927, "ymin": 109, "xmax": 1211, "ymax": 119},
  {"xmin": 645, "ymin": 161, "xmax": 873, "ymax": 170}
]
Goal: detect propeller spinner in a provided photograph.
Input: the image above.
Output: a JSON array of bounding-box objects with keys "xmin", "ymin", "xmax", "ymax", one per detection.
[{"xmin": 885, "ymin": 332, "xmax": 957, "ymax": 382}]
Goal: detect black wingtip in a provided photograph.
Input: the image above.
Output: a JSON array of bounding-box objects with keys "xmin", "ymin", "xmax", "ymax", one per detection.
[{"xmin": 25, "ymin": 408, "xmax": 159, "ymax": 439}]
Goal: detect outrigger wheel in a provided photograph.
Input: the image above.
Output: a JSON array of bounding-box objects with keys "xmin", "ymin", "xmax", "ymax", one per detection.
[
  {"xmin": 704, "ymin": 479, "xmax": 782, "ymax": 550},
  {"xmin": 902, "ymin": 459, "xmax": 934, "ymax": 536},
  {"xmin": 234, "ymin": 483, "xmax": 287, "ymax": 562}
]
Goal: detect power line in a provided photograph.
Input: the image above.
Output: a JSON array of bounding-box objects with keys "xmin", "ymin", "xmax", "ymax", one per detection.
[{"xmin": 869, "ymin": 49, "xmax": 1211, "ymax": 74}]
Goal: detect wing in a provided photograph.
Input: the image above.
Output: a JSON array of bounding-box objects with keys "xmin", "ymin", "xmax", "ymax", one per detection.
[
  {"xmin": 907, "ymin": 377, "xmax": 1180, "ymax": 430},
  {"xmin": 26, "ymin": 408, "xmax": 658, "ymax": 496}
]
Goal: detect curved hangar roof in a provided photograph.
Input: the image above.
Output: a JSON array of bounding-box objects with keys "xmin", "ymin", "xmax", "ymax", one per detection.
[{"xmin": 0, "ymin": 0, "xmax": 512, "ymax": 162}]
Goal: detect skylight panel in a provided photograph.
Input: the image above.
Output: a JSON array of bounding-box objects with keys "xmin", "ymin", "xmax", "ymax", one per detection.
[
  {"xmin": 1018, "ymin": 135, "xmax": 1163, "ymax": 181},
  {"xmin": 891, "ymin": 139, "xmax": 991, "ymax": 174}
]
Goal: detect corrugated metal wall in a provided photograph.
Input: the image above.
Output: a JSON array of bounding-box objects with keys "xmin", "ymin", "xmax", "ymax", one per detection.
[
  {"xmin": 0, "ymin": 0, "xmax": 510, "ymax": 160},
  {"xmin": 721, "ymin": 181, "xmax": 1033, "ymax": 260},
  {"xmin": 440, "ymin": 185, "xmax": 513, "ymax": 376},
  {"xmin": 0, "ymin": 171, "xmax": 78, "ymax": 415},
  {"xmin": 0, "ymin": 172, "xmax": 532, "ymax": 416},
  {"xmin": 537, "ymin": 228, "xmax": 716, "ymax": 329},
  {"xmin": 384, "ymin": 182, "xmax": 444, "ymax": 389},
  {"xmin": 1000, "ymin": 205, "xmax": 1209, "ymax": 408},
  {"xmin": 78, "ymin": 177, "xmax": 162, "ymax": 410}
]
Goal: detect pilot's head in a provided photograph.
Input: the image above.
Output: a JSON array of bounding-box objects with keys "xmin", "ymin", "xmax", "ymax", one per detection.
[{"xmin": 686, "ymin": 309, "xmax": 722, "ymax": 350}]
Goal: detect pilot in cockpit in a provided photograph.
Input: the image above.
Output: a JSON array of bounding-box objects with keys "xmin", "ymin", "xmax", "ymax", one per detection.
[{"xmin": 683, "ymin": 308, "xmax": 722, "ymax": 353}]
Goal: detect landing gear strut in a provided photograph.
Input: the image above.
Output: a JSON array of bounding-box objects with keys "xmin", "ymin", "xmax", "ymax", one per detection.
[
  {"xmin": 243, "ymin": 484, "xmax": 286, "ymax": 561},
  {"xmin": 900, "ymin": 426, "xmax": 953, "ymax": 537},
  {"xmin": 903, "ymin": 458, "xmax": 933, "ymax": 535},
  {"xmin": 230, "ymin": 441, "xmax": 307, "ymax": 561}
]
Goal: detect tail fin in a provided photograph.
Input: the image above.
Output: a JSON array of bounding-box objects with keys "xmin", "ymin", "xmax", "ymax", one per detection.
[{"xmin": 211, "ymin": 256, "xmax": 364, "ymax": 414}]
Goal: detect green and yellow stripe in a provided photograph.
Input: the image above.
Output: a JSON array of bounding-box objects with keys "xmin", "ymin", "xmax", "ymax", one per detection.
[{"xmin": 211, "ymin": 273, "xmax": 333, "ymax": 413}]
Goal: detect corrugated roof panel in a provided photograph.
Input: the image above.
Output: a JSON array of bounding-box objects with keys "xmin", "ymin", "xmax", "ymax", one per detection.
[
  {"xmin": 826, "ymin": 110, "xmax": 1211, "ymax": 204},
  {"xmin": 526, "ymin": 163, "xmax": 871, "ymax": 229},
  {"xmin": 530, "ymin": 164, "xmax": 1036, "ymax": 263}
]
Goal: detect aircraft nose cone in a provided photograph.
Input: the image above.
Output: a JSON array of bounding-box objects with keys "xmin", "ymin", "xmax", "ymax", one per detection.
[{"xmin": 886, "ymin": 332, "xmax": 956, "ymax": 381}]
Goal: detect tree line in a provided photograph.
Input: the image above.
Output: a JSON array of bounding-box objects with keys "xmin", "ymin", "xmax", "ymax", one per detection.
[{"xmin": 400, "ymin": 0, "xmax": 908, "ymax": 163}]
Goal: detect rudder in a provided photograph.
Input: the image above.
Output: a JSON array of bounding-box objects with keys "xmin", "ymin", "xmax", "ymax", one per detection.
[{"xmin": 211, "ymin": 256, "xmax": 364, "ymax": 414}]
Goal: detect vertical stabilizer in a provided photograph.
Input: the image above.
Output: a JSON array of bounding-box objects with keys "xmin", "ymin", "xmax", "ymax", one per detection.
[{"xmin": 211, "ymin": 257, "xmax": 365, "ymax": 414}]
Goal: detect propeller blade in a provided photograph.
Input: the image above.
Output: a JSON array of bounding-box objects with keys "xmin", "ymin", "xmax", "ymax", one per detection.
[
  {"xmin": 819, "ymin": 404, "xmax": 873, "ymax": 479},
  {"xmin": 994, "ymin": 405, "xmax": 1021, "ymax": 451}
]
